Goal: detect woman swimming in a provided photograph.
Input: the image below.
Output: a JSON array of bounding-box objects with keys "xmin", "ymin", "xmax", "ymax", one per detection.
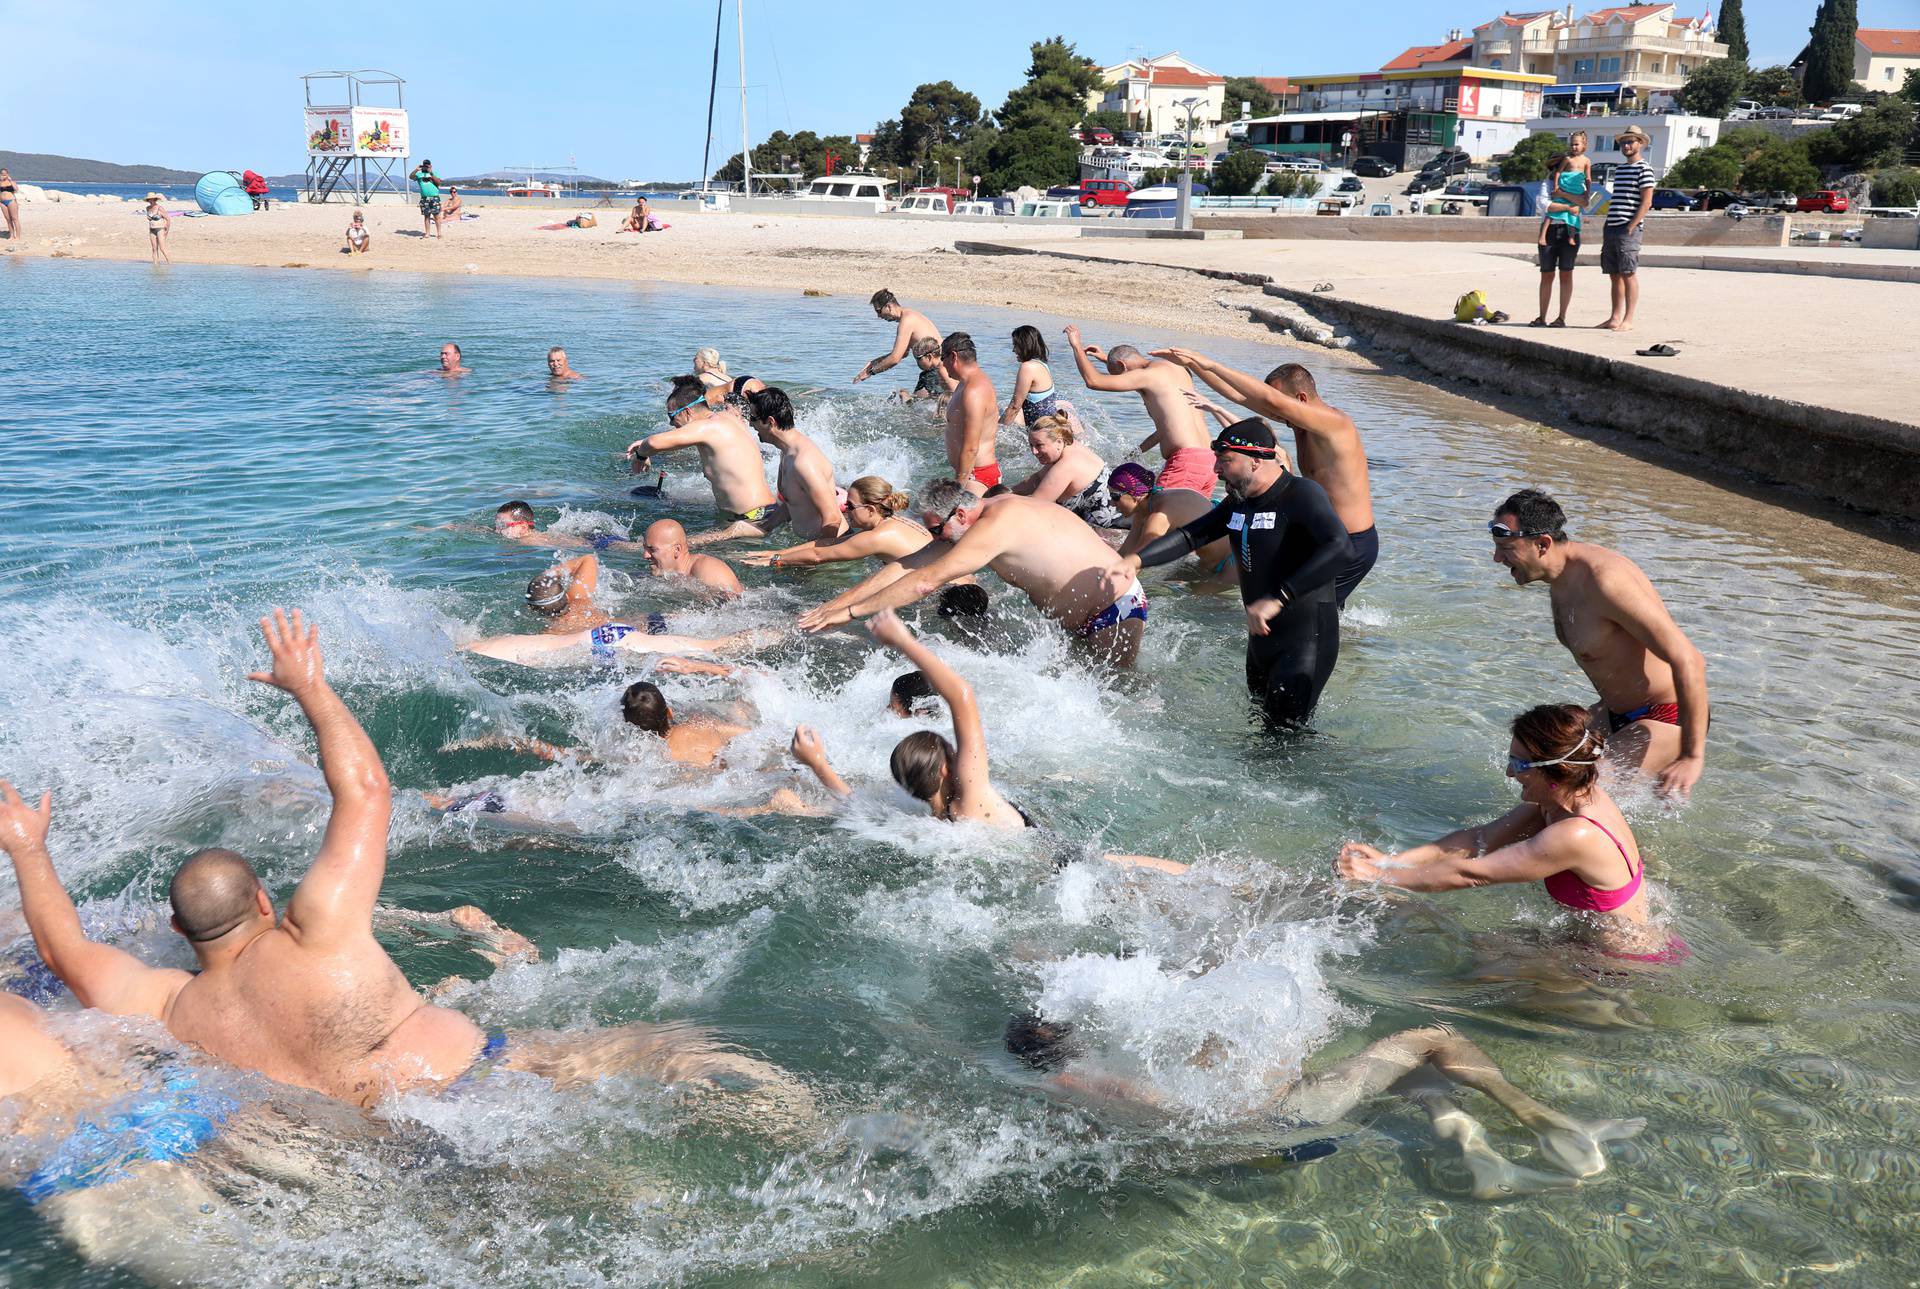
[
  {"xmin": 1336, "ymin": 703, "xmax": 1678, "ymax": 960},
  {"xmin": 1010, "ymin": 414, "xmax": 1120, "ymax": 527},
  {"xmin": 740, "ymin": 475, "xmax": 931, "ymax": 571}
]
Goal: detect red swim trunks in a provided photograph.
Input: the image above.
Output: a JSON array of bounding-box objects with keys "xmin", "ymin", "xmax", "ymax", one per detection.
[
  {"xmin": 971, "ymin": 461, "xmax": 1003, "ymax": 489},
  {"xmin": 1153, "ymin": 446, "xmax": 1217, "ymax": 497},
  {"xmin": 1606, "ymin": 702, "xmax": 1680, "ymax": 734}
]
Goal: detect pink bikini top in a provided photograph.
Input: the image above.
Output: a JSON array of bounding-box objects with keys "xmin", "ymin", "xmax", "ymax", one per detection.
[{"xmin": 1542, "ymin": 815, "xmax": 1642, "ymax": 913}]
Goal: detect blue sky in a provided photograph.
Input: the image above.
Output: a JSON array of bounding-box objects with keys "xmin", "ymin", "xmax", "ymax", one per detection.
[{"xmin": 9, "ymin": 0, "xmax": 1914, "ymax": 178}]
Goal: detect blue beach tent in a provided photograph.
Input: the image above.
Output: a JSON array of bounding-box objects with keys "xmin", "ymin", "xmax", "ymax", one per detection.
[{"xmin": 194, "ymin": 172, "xmax": 253, "ymax": 216}]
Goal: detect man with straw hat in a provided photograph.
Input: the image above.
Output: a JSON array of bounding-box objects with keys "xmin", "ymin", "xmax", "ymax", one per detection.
[{"xmin": 1598, "ymin": 125, "xmax": 1655, "ymax": 332}]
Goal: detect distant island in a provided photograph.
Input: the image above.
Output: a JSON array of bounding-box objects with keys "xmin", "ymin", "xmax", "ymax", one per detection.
[{"xmin": 1, "ymin": 151, "xmax": 679, "ymax": 191}]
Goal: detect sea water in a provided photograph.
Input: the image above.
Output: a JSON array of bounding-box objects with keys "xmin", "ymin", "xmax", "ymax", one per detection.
[{"xmin": 2, "ymin": 257, "xmax": 1918, "ymax": 1287}]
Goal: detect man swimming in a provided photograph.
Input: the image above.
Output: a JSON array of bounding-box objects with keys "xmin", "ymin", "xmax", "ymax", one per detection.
[
  {"xmin": 1107, "ymin": 419, "xmax": 1352, "ymax": 725},
  {"xmin": 442, "ymin": 679, "xmax": 752, "ymax": 771},
  {"xmin": 1063, "ymin": 325, "xmax": 1215, "ymax": 555},
  {"xmin": 641, "ymin": 519, "xmax": 743, "ymax": 597},
  {"xmin": 626, "ymin": 377, "xmax": 778, "ymax": 526},
  {"xmin": 484, "ymin": 501, "xmax": 641, "ymax": 554},
  {"xmin": 798, "ymin": 481, "xmax": 1146, "ymax": 669},
  {"xmin": 691, "ymin": 388, "xmax": 847, "ymax": 547},
  {"xmin": 521, "ymin": 552, "xmax": 611, "ymax": 633},
  {"xmin": 939, "ymin": 333, "xmax": 1002, "ymax": 495},
  {"xmin": 546, "ymin": 346, "xmax": 585, "ymax": 382},
  {"xmin": 1, "ymin": 611, "xmax": 810, "ymax": 1116},
  {"xmin": 437, "ymin": 343, "xmax": 469, "ymax": 377},
  {"xmin": 1490, "ymin": 488, "xmax": 1709, "ymax": 796},
  {"xmin": 1154, "ymin": 349, "xmax": 1378, "ymax": 606},
  {"xmin": 852, "ymin": 288, "xmax": 941, "ymax": 386}
]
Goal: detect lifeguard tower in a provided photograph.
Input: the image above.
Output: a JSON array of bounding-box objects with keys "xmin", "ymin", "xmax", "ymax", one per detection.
[{"xmin": 302, "ymin": 70, "xmax": 410, "ymax": 203}]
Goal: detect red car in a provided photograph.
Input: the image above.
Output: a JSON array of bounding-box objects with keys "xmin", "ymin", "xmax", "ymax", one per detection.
[
  {"xmin": 1079, "ymin": 178, "xmax": 1132, "ymax": 208},
  {"xmin": 1796, "ymin": 190, "xmax": 1849, "ymax": 213}
]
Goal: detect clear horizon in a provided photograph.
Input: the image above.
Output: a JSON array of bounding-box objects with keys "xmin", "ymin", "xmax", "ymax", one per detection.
[{"xmin": 11, "ymin": 0, "xmax": 1908, "ymax": 181}]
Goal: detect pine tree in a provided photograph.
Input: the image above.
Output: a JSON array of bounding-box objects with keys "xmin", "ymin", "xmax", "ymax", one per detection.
[
  {"xmin": 1718, "ymin": 0, "xmax": 1749, "ymax": 65},
  {"xmin": 1802, "ymin": 0, "xmax": 1859, "ymax": 104}
]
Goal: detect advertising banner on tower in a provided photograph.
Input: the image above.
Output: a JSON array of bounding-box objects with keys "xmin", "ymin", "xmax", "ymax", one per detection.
[{"xmin": 305, "ymin": 107, "xmax": 409, "ymax": 157}]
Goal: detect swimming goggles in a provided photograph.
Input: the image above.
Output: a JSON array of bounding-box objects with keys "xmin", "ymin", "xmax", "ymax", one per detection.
[
  {"xmin": 925, "ymin": 504, "xmax": 963, "ymax": 538},
  {"xmin": 1507, "ymin": 742, "xmax": 1601, "ymax": 774},
  {"xmin": 1488, "ymin": 521, "xmax": 1550, "ymax": 539},
  {"xmin": 1210, "ymin": 431, "xmax": 1277, "ymax": 458}
]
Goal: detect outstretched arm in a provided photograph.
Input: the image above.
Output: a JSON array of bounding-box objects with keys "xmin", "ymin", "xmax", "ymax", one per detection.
[
  {"xmin": 789, "ymin": 726, "xmax": 852, "ymax": 798},
  {"xmin": 827, "ymin": 536, "xmax": 988, "ymax": 628},
  {"xmin": 1335, "ymin": 803, "xmax": 1545, "ymax": 888},
  {"xmin": 0, "ymin": 782, "xmax": 189, "ymax": 1018},
  {"xmin": 1155, "ymin": 348, "xmax": 1349, "ymax": 443},
  {"xmin": 1065, "ymin": 325, "xmax": 1150, "ymax": 393},
  {"xmin": 744, "ymin": 525, "xmax": 910, "ymax": 568},
  {"xmin": 867, "ymin": 610, "xmax": 991, "ymax": 798},
  {"xmin": 856, "ymin": 319, "xmax": 916, "ymax": 381},
  {"xmin": 624, "ymin": 423, "xmax": 712, "ymax": 460},
  {"xmin": 252, "ymin": 610, "xmax": 395, "ymax": 946},
  {"xmin": 797, "ymin": 542, "xmax": 946, "ymax": 631}
]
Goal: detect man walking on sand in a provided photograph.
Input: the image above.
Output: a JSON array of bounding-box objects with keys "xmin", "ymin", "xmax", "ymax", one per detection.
[
  {"xmin": 1598, "ymin": 127, "xmax": 1655, "ymax": 333},
  {"xmin": 853, "ymin": 289, "xmax": 941, "ymax": 386}
]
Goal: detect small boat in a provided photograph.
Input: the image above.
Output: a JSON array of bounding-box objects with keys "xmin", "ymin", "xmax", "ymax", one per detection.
[
  {"xmin": 791, "ymin": 173, "xmax": 896, "ymax": 213},
  {"xmin": 506, "ymin": 179, "xmax": 563, "ymax": 198}
]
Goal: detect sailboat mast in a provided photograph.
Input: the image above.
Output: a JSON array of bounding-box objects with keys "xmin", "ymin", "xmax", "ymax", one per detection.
[
  {"xmin": 701, "ymin": 0, "xmax": 723, "ymax": 191},
  {"xmin": 737, "ymin": 0, "xmax": 751, "ymax": 196}
]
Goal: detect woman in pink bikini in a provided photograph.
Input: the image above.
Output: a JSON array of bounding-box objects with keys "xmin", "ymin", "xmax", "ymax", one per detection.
[{"xmin": 1336, "ymin": 702, "xmax": 1681, "ymax": 961}]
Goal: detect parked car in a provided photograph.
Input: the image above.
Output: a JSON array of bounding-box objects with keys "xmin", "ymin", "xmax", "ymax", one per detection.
[
  {"xmin": 1404, "ymin": 172, "xmax": 1446, "ymax": 195},
  {"xmin": 1335, "ymin": 176, "xmax": 1365, "ymax": 194},
  {"xmin": 1115, "ymin": 130, "xmax": 1142, "ymax": 147},
  {"xmin": 1087, "ymin": 128, "xmax": 1115, "ymax": 145},
  {"xmin": 1692, "ymin": 189, "xmax": 1740, "ymax": 211},
  {"xmin": 1354, "ymin": 156, "xmax": 1397, "ymax": 177},
  {"xmin": 1649, "ymin": 188, "xmax": 1696, "ymax": 211},
  {"xmin": 1797, "ymin": 190, "xmax": 1850, "ymax": 213},
  {"xmin": 1078, "ymin": 178, "xmax": 1134, "ymax": 208},
  {"xmin": 1421, "ymin": 149, "xmax": 1471, "ymax": 178},
  {"xmin": 1226, "ymin": 120, "xmax": 1250, "ymax": 140}
]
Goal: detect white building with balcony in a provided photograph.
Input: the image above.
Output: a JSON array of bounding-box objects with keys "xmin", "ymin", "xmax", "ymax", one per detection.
[
  {"xmin": 1469, "ymin": 4, "xmax": 1729, "ymax": 112},
  {"xmin": 1088, "ymin": 52, "xmax": 1228, "ymax": 139},
  {"xmin": 1524, "ymin": 111, "xmax": 1719, "ymax": 174}
]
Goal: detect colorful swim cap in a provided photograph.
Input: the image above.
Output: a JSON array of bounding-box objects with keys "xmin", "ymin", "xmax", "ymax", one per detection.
[{"xmin": 1107, "ymin": 463, "xmax": 1154, "ymax": 497}]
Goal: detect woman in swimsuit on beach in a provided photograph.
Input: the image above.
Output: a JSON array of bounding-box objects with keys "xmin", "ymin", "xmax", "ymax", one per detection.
[
  {"xmin": 0, "ymin": 169, "xmax": 22, "ymax": 245},
  {"xmin": 1334, "ymin": 702, "xmax": 1679, "ymax": 961},
  {"xmin": 142, "ymin": 193, "xmax": 170, "ymax": 264}
]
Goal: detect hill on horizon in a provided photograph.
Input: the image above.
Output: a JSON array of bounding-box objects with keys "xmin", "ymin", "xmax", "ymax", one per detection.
[{"xmin": 0, "ymin": 151, "xmax": 222, "ymax": 185}]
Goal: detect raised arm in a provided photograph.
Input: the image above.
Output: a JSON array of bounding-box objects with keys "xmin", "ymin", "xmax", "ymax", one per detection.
[
  {"xmin": 0, "ymin": 782, "xmax": 190, "ymax": 1018},
  {"xmin": 1065, "ymin": 326, "xmax": 1151, "ymax": 393},
  {"xmin": 1155, "ymin": 348, "xmax": 1348, "ymax": 442},
  {"xmin": 251, "ymin": 610, "xmax": 394, "ymax": 944},
  {"xmin": 867, "ymin": 611, "xmax": 991, "ymax": 798},
  {"xmin": 1597, "ymin": 565, "xmax": 1709, "ymax": 796},
  {"xmin": 789, "ymin": 726, "xmax": 852, "ymax": 799},
  {"xmin": 561, "ymin": 552, "xmax": 599, "ymax": 597}
]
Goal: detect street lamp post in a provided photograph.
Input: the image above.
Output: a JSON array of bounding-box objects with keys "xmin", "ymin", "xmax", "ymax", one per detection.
[{"xmin": 1174, "ymin": 95, "xmax": 1205, "ymax": 231}]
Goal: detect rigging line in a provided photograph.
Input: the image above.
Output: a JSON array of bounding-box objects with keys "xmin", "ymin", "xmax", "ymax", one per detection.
[
  {"xmin": 701, "ymin": 0, "xmax": 724, "ymax": 185},
  {"xmin": 762, "ymin": 0, "xmax": 792, "ymax": 133}
]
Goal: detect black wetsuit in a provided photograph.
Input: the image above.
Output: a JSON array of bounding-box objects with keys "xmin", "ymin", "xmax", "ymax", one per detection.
[{"xmin": 1135, "ymin": 470, "xmax": 1353, "ymax": 726}]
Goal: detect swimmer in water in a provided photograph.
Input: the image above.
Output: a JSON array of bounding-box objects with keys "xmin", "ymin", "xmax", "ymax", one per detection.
[
  {"xmin": 1009, "ymin": 413, "xmax": 1121, "ymax": 529},
  {"xmin": 1005, "ymin": 1014, "xmax": 1643, "ymax": 1198},
  {"xmin": 545, "ymin": 346, "xmax": 585, "ymax": 382},
  {"xmin": 442, "ymin": 679, "xmax": 752, "ymax": 771},
  {"xmin": 740, "ymin": 475, "xmax": 931, "ymax": 572},
  {"xmin": 641, "ymin": 519, "xmax": 744, "ymax": 597},
  {"xmin": 472, "ymin": 501, "xmax": 642, "ymax": 554},
  {"xmin": 626, "ymin": 377, "xmax": 778, "ymax": 527},
  {"xmin": 437, "ymin": 342, "xmax": 469, "ymax": 377},
  {"xmin": 853, "ymin": 288, "xmax": 943, "ymax": 387},
  {"xmin": 520, "ymin": 553, "xmax": 611, "ymax": 633},
  {"xmin": 895, "ymin": 336, "xmax": 954, "ymax": 410},
  {"xmin": 1336, "ymin": 703, "xmax": 1680, "ymax": 962},
  {"xmin": 1489, "ymin": 489, "xmax": 1709, "ymax": 797},
  {"xmin": 460, "ymin": 619, "xmax": 776, "ymax": 669},
  {"xmin": 690, "ymin": 388, "xmax": 847, "ymax": 547},
  {"xmin": 692, "ymin": 347, "xmax": 765, "ymax": 418},
  {"xmin": 0, "ymin": 611, "xmax": 813, "ymax": 1122}
]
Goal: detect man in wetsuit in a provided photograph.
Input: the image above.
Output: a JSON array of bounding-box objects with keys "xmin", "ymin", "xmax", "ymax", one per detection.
[
  {"xmin": 1153, "ymin": 348, "xmax": 1378, "ymax": 606},
  {"xmin": 1108, "ymin": 419, "xmax": 1352, "ymax": 726},
  {"xmin": 1490, "ymin": 488, "xmax": 1708, "ymax": 796}
]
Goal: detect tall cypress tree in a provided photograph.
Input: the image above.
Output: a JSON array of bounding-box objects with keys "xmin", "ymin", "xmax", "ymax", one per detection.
[
  {"xmin": 1718, "ymin": 0, "xmax": 1749, "ymax": 64},
  {"xmin": 1803, "ymin": 0, "xmax": 1859, "ymax": 103}
]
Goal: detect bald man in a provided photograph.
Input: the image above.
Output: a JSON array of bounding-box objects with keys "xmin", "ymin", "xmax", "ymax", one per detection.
[
  {"xmin": 641, "ymin": 519, "xmax": 743, "ymax": 597},
  {"xmin": 2, "ymin": 611, "xmax": 812, "ymax": 1118}
]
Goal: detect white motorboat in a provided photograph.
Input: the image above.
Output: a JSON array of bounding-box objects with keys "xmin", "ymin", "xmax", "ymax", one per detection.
[{"xmin": 790, "ymin": 173, "xmax": 896, "ymax": 213}]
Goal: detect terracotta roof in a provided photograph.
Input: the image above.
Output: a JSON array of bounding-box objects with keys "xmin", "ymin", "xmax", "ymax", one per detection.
[
  {"xmin": 1857, "ymin": 29, "xmax": 1920, "ymax": 56},
  {"xmin": 1124, "ymin": 66, "xmax": 1225, "ymax": 87},
  {"xmin": 1582, "ymin": 4, "xmax": 1672, "ymax": 23},
  {"xmin": 1381, "ymin": 38, "xmax": 1473, "ymax": 70},
  {"xmin": 1250, "ymin": 76, "xmax": 1296, "ymax": 94},
  {"xmin": 856, "ymin": 134, "xmax": 873, "ymax": 143},
  {"xmin": 1475, "ymin": 10, "xmax": 1555, "ymax": 29}
]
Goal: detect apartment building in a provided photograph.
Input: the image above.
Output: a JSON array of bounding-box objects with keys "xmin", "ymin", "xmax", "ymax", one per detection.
[
  {"xmin": 1088, "ymin": 53, "xmax": 1228, "ymax": 138},
  {"xmin": 1853, "ymin": 29, "xmax": 1920, "ymax": 91},
  {"xmin": 1470, "ymin": 4, "xmax": 1729, "ymax": 112},
  {"xmin": 1255, "ymin": 61, "xmax": 1551, "ymax": 166}
]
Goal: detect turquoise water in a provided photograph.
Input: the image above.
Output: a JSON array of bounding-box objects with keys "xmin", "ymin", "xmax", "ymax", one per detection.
[{"xmin": 3, "ymin": 256, "xmax": 1919, "ymax": 1286}]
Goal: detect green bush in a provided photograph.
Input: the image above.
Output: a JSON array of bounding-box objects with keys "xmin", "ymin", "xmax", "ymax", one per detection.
[
  {"xmin": 1665, "ymin": 144, "xmax": 1745, "ymax": 190},
  {"xmin": 1498, "ymin": 132, "xmax": 1565, "ymax": 184},
  {"xmin": 1209, "ymin": 148, "xmax": 1268, "ymax": 197},
  {"xmin": 1805, "ymin": 98, "xmax": 1919, "ymax": 171},
  {"xmin": 1869, "ymin": 166, "xmax": 1920, "ymax": 207},
  {"xmin": 1740, "ymin": 138, "xmax": 1820, "ymax": 195}
]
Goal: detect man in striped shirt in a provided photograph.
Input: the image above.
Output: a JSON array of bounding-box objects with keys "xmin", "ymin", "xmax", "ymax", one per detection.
[{"xmin": 1600, "ymin": 126, "xmax": 1656, "ymax": 332}]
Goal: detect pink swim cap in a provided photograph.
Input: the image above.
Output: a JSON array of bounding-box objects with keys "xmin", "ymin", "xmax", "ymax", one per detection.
[{"xmin": 1107, "ymin": 463, "xmax": 1154, "ymax": 498}]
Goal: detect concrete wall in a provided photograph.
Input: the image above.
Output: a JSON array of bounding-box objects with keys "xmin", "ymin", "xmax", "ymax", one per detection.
[{"xmin": 1195, "ymin": 212, "xmax": 1792, "ymax": 245}]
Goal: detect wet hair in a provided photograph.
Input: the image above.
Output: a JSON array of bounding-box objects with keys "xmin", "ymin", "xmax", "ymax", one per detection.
[
  {"xmin": 497, "ymin": 500, "xmax": 536, "ymax": 524},
  {"xmin": 1011, "ymin": 325, "xmax": 1048, "ymax": 363},
  {"xmin": 748, "ymin": 386, "xmax": 795, "ymax": 430},
  {"xmin": 1004, "ymin": 1013, "xmax": 1079, "ymax": 1071},
  {"xmin": 1495, "ymin": 488, "xmax": 1568, "ymax": 542},
  {"xmin": 1106, "ymin": 344, "xmax": 1143, "ymax": 365},
  {"xmin": 1028, "ymin": 413, "xmax": 1076, "ymax": 446},
  {"xmin": 547, "ymin": 346, "xmax": 566, "ymax": 359},
  {"xmin": 910, "ymin": 336, "xmax": 941, "ymax": 360},
  {"xmin": 693, "ymin": 346, "xmax": 723, "ymax": 373},
  {"xmin": 983, "ymin": 484, "xmax": 1011, "ymax": 498},
  {"xmin": 169, "ymin": 848, "xmax": 263, "ymax": 942},
  {"xmin": 847, "ymin": 476, "xmax": 909, "ymax": 514},
  {"xmin": 1265, "ymin": 363, "xmax": 1317, "ymax": 399},
  {"xmin": 890, "ymin": 729, "xmax": 954, "ymax": 803},
  {"xmin": 870, "ymin": 288, "xmax": 899, "ymax": 312},
  {"xmin": 621, "ymin": 681, "xmax": 672, "ymax": 735},
  {"xmin": 940, "ymin": 332, "xmax": 977, "ymax": 364},
  {"xmin": 1510, "ymin": 703, "xmax": 1602, "ymax": 792},
  {"xmin": 888, "ymin": 670, "xmax": 938, "ymax": 715},
  {"xmin": 1107, "ymin": 462, "xmax": 1154, "ymax": 498},
  {"xmin": 526, "ymin": 569, "xmax": 571, "ymax": 614},
  {"xmin": 937, "ymin": 583, "xmax": 990, "ymax": 618},
  {"xmin": 666, "ymin": 375, "xmax": 706, "ymax": 412},
  {"xmin": 918, "ymin": 478, "xmax": 980, "ymax": 519}
]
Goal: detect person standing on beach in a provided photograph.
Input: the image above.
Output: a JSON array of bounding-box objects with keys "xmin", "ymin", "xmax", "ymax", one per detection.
[
  {"xmin": 437, "ymin": 342, "xmax": 469, "ymax": 376},
  {"xmin": 546, "ymin": 347, "xmax": 585, "ymax": 381},
  {"xmin": 626, "ymin": 377, "xmax": 778, "ymax": 525},
  {"xmin": 0, "ymin": 168, "xmax": 23, "ymax": 246},
  {"xmin": 1063, "ymin": 326, "xmax": 1214, "ymax": 556},
  {"xmin": 1488, "ymin": 489, "xmax": 1708, "ymax": 796},
  {"xmin": 1598, "ymin": 127, "xmax": 1655, "ymax": 332},
  {"xmin": 1151, "ymin": 349, "xmax": 1378, "ymax": 606},
  {"xmin": 853, "ymin": 289, "xmax": 941, "ymax": 386},
  {"xmin": 409, "ymin": 161, "xmax": 444, "ymax": 239},
  {"xmin": 142, "ymin": 193, "xmax": 171, "ymax": 264},
  {"xmin": 938, "ymin": 334, "xmax": 1003, "ymax": 495}
]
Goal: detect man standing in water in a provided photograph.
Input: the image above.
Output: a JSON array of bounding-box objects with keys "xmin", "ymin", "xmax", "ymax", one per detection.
[
  {"xmin": 1152, "ymin": 349, "xmax": 1378, "ymax": 605},
  {"xmin": 692, "ymin": 387, "xmax": 847, "ymax": 546},
  {"xmin": 626, "ymin": 377, "xmax": 778, "ymax": 527},
  {"xmin": 1, "ymin": 611, "xmax": 812, "ymax": 1117},
  {"xmin": 546, "ymin": 347, "xmax": 585, "ymax": 382},
  {"xmin": 1063, "ymin": 326, "xmax": 1215, "ymax": 555},
  {"xmin": 437, "ymin": 343, "xmax": 469, "ymax": 377},
  {"xmin": 799, "ymin": 482, "xmax": 1145, "ymax": 667},
  {"xmin": 939, "ymin": 334, "xmax": 1003, "ymax": 494},
  {"xmin": 1490, "ymin": 488, "xmax": 1708, "ymax": 796},
  {"xmin": 852, "ymin": 288, "xmax": 941, "ymax": 387},
  {"xmin": 1108, "ymin": 420, "xmax": 1351, "ymax": 726}
]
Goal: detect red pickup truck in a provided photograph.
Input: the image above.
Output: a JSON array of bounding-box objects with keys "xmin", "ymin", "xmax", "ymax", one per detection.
[{"xmin": 1796, "ymin": 190, "xmax": 1850, "ymax": 213}]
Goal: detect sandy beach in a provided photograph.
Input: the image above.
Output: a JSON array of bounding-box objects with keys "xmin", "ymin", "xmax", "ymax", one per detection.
[{"xmin": 5, "ymin": 193, "xmax": 1304, "ymax": 348}]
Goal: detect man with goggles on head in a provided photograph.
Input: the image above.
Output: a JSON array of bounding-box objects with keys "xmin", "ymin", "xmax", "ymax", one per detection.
[
  {"xmin": 1105, "ymin": 418, "xmax": 1352, "ymax": 727},
  {"xmin": 625, "ymin": 376, "xmax": 777, "ymax": 527},
  {"xmin": 1487, "ymin": 488, "xmax": 1708, "ymax": 798}
]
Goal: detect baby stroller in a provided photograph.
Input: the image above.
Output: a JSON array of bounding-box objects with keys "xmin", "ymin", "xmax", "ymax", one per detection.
[{"xmin": 241, "ymin": 170, "xmax": 272, "ymax": 211}]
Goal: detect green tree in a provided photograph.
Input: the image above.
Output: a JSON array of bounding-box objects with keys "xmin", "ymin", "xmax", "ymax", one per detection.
[
  {"xmin": 867, "ymin": 118, "xmax": 905, "ymax": 167},
  {"xmin": 1740, "ymin": 137, "xmax": 1820, "ymax": 193},
  {"xmin": 1497, "ymin": 132, "xmax": 1566, "ymax": 183},
  {"xmin": 1869, "ymin": 165, "xmax": 1920, "ymax": 205},
  {"xmin": 1210, "ymin": 148, "xmax": 1267, "ymax": 196},
  {"xmin": 1903, "ymin": 67, "xmax": 1920, "ymax": 102},
  {"xmin": 1082, "ymin": 109, "xmax": 1129, "ymax": 135},
  {"xmin": 1665, "ymin": 143, "xmax": 1745, "ymax": 188},
  {"xmin": 1222, "ymin": 76, "xmax": 1277, "ymax": 124},
  {"xmin": 1677, "ymin": 57, "xmax": 1747, "ymax": 117},
  {"xmin": 1744, "ymin": 65, "xmax": 1805, "ymax": 106},
  {"xmin": 1801, "ymin": 0, "xmax": 1859, "ymax": 105},
  {"xmin": 1718, "ymin": 0, "xmax": 1749, "ymax": 64},
  {"xmin": 980, "ymin": 37, "xmax": 1103, "ymax": 191},
  {"xmin": 1806, "ymin": 97, "xmax": 1918, "ymax": 169},
  {"xmin": 898, "ymin": 81, "xmax": 984, "ymax": 167}
]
